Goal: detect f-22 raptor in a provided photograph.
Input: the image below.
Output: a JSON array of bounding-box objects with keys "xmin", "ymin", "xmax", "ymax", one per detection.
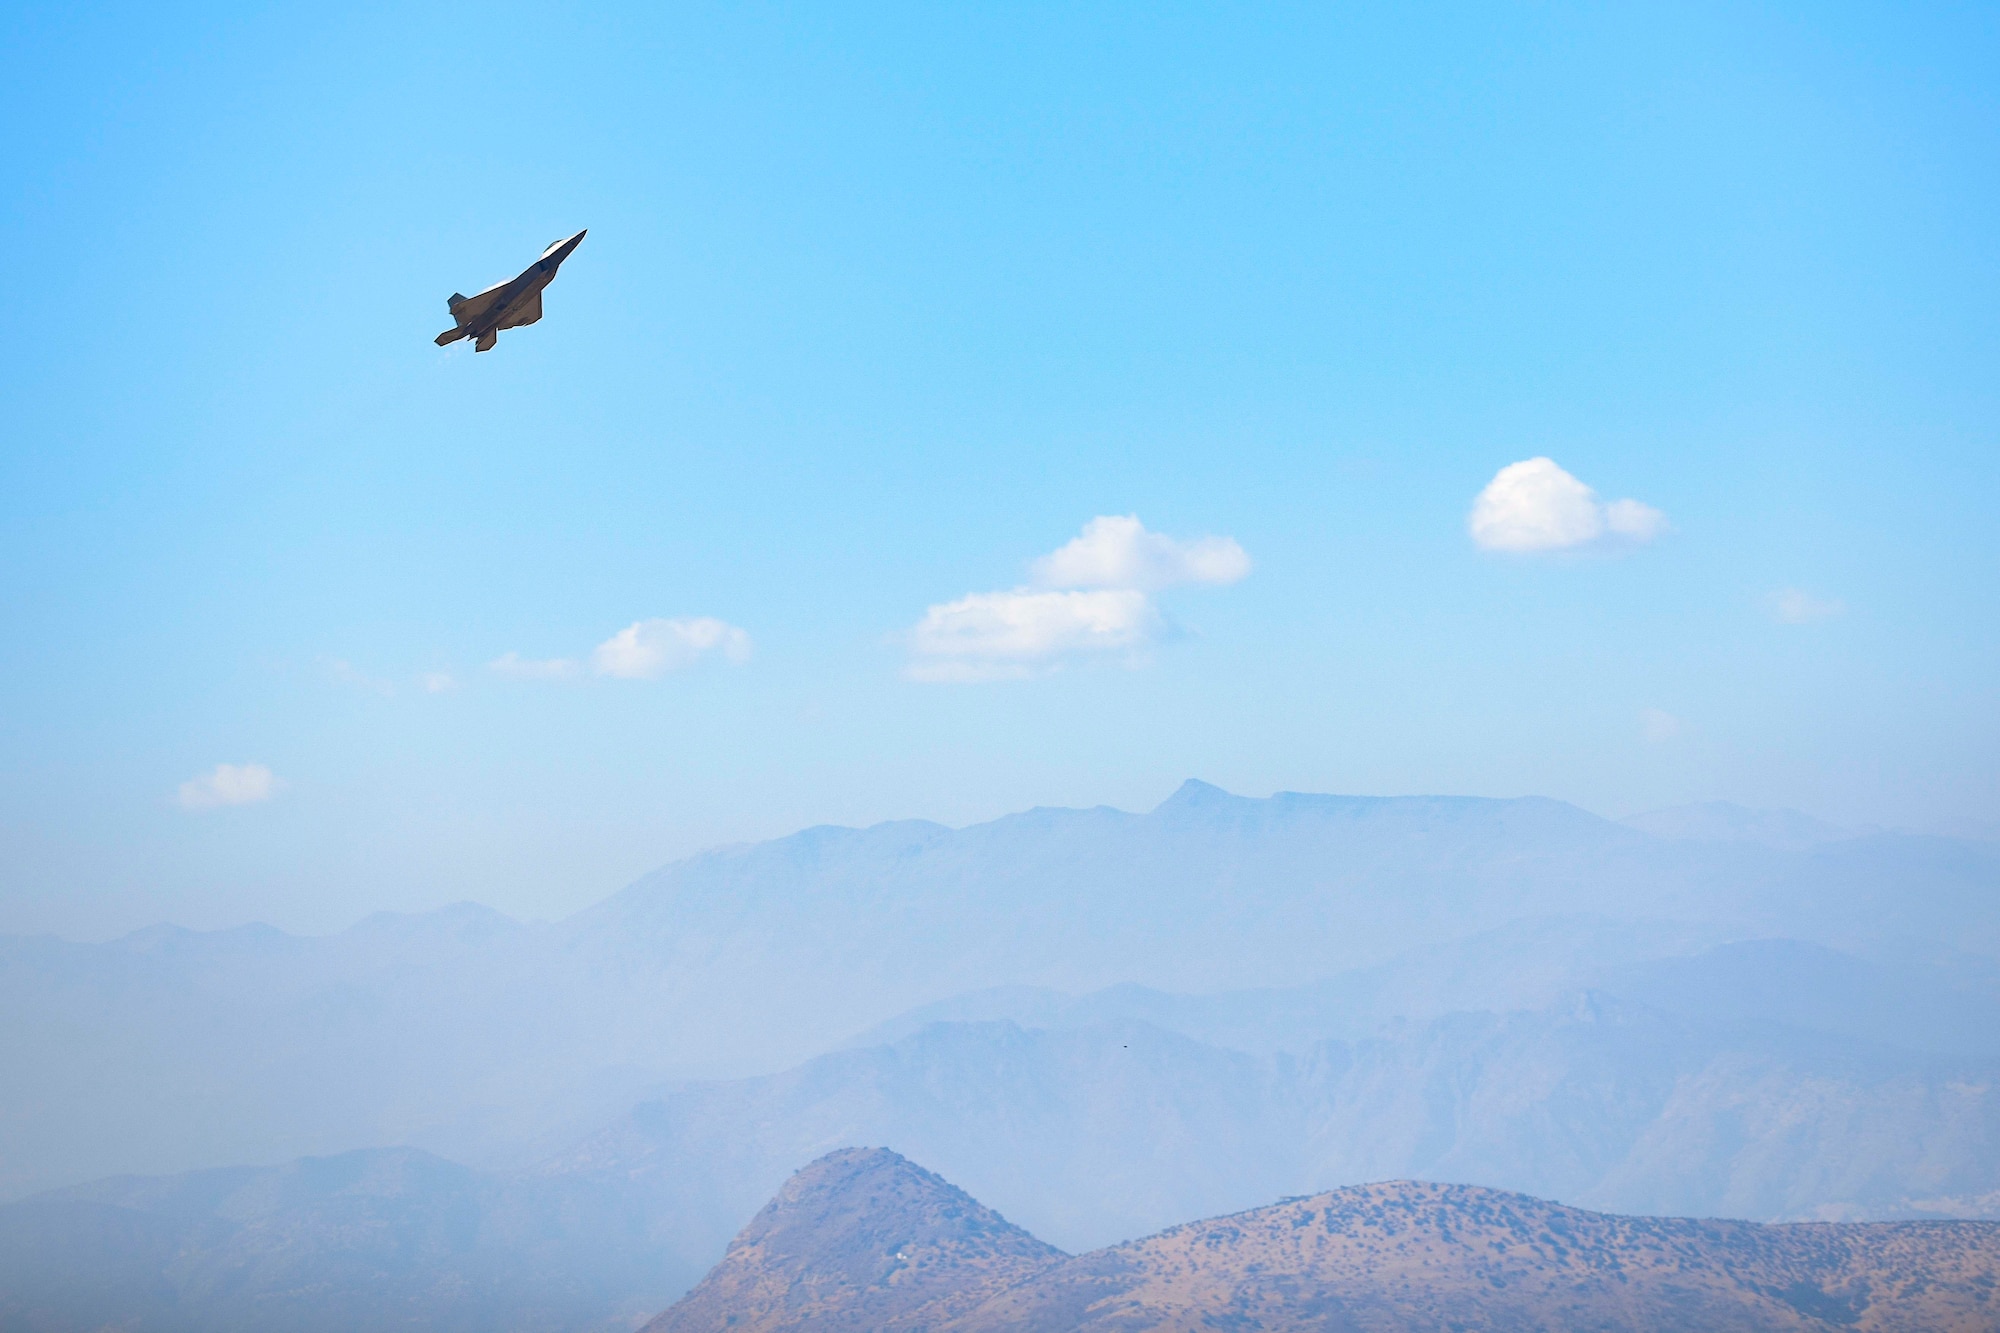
[{"xmin": 436, "ymin": 230, "xmax": 586, "ymax": 352}]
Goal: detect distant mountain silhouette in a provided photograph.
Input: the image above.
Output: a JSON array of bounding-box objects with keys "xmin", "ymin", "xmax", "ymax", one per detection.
[
  {"xmin": 7, "ymin": 926, "xmax": 2000, "ymax": 1330},
  {"xmin": 551, "ymin": 980, "xmax": 2000, "ymax": 1262},
  {"xmin": 9, "ymin": 783, "xmax": 1996, "ymax": 1199},
  {"xmin": 4, "ymin": 781, "xmax": 1998, "ymax": 1332},
  {"xmin": 0, "ymin": 1147, "xmax": 674, "ymax": 1333},
  {"xmin": 648, "ymin": 1149, "xmax": 2000, "ymax": 1332},
  {"xmin": 1621, "ymin": 800, "xmax": 1862, "ymax": 850}
]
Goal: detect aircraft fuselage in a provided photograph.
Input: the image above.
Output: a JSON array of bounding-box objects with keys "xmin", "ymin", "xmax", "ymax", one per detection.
[{"xmin": 436, "ymin": 230, "xmax": 586, "ymax": 352}]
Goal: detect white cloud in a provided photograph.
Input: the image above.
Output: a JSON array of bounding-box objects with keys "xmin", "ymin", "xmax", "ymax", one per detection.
[
  {"xmin": 330, "ymin": 659, "xmax": 463, "ymax": 696},
  {"xmin": 906, "ymin": 515, "xmax": 1248, "ymax": 681},
  {"xmin": 328, "ymin": 659, "xmax": 396, "ymax": 696},
  {"xmin": 178, "ymin": 762, "xmax": 283, "ymax": 811},
  {"xmin": 489, "ymin": 652, "xmax": 581, "ymax": 680},
  {"xmin": 1772, "ymin": 588, "xmax": 1844, "ymax": 624},
  {"xmin": 906, "ymin": 588, "xmax": 1160, "ymax": 681},
  {"xmin": 1639, "ymin": 708, "xmax": 1684, "ymax": 744},
  {"xmin": 1603, "ymin": 497, "xmax": 1670, "ymax": 543},
  {"xmin": 1469, "ymin": 458, "xmax": 1667, "ymax": 553},
  {"xmin": 592, "ymin": 617, "xmax": 753, "ymax": 680},
  {"xmin": 1030, "ymin": 514, "xmax": 1251, "ymax": 592}
]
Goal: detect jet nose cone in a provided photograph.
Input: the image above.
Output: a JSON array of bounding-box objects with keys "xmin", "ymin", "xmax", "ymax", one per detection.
[{"xmin": 541, "ymin": 230, "xmax": 587, "ymax": 262}]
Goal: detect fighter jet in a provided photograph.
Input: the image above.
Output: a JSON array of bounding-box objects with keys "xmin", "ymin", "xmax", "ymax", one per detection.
[{"xmin": 435, "ymin": 230, "xmax": 586, "ymax": 352}]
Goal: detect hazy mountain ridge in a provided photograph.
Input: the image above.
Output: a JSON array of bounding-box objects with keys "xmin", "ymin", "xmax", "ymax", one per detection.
[
  {"xmin": 849, "ymin": 927, "xmax": 2000, "ymax": 1061},
  {"xmin": 0, "ymin": 1146, "xmax": 675, "ymax": 1333},
  {"xmin": 649, "ymin": 1148, "xmax": 2000, "ymax": 1332},
  {"xmin": 4, "ymin": 783, "xmax": 1998, "ymax": 1330},
  {"xmin": 7, "ymin": 937, "xmax": 1998, "ymax": 1328},
  {"xmin": 551, "ymin": 983, "xmax": 2000, "ymax": 1260},
  {"xmin": 1620, "ymin": 800, "xmax": 1865, "ymax": 849},
  {"xmin": 4, "ymin": 784, "xmax": 1997, "ymax": 1202}
]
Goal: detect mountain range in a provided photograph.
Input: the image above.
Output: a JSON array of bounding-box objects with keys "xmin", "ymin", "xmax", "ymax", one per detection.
[
  {"xmin": 3, "ymin": 785, "xmax": 1998, "ymax": 1329},
  {"xmin": 5, "ymin": 785, "xmax": 1995, "ymax": 1200},
  {"xmin": 5, "ymin": 936, "xmax": 1996, "ymax": 1328}
]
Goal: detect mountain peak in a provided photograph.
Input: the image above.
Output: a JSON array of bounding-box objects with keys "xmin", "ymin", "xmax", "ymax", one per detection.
[
  {"xmin": 1153, "ymin": 778, "xmax": 1240, "ymax": 813},
  {"xmin": 643, "ymin": 1148, "xmax": 1062, "ymax": 1332}
]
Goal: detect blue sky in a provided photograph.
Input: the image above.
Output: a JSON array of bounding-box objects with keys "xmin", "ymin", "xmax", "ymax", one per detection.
[{"xmin": 2, "ymin": 1, "xmax": 1996, "ymax": 937}]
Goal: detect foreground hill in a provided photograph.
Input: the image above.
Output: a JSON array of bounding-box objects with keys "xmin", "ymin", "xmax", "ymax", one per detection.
[
  {"xmin": 646, "ymin": 1148, "xmax": 1061, "ymax": 1332},
  {"xmin": 650, "ymin": 1149, "xmax": 2000, "ymax": 1332}
]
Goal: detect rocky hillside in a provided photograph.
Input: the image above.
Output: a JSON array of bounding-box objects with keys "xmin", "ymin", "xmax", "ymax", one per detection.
[
  {"xmin": 645, "ymin": 1148, "xmax": 1062, "ymax": 1332},
  {"xmin": 649, "ymin": 1150, "xmax": 2000, "ymax": 1332}
]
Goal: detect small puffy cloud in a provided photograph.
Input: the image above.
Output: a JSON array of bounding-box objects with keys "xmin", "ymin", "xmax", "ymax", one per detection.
[
  {"xmin": 1469, "ymin": 458, "xmax": 1667, "ymax": 553},
  {"xmin": 1639, "ymin": 707, "xmax": 1684, "ymax": 744},
  {"xmin": 1772, "ymin": 588, "xmax": 1844, "ymax": 624},
  {"xmin": 178, "ymin": 762, "xmax": 283, "ymax": 811},
  {"xmin": 906, "ymin": 515, "xmax": 1248, "ymax": 682},
  {"xmin": 489, "ymin": 652, "xmax": 580, "ymax": 680},
  {"xmin": 906, "ymin": 588, "xmax": 1160, "ymax": 681},
  {"xmin": 421, "ymin": 671, "xmax": 457, "ymax": 693},
  {"xmin": 1030, "ymin": 514, "xmax": 1251, "ymax": 592},
  {"xmin": 593, "ymin": 617, "xmax": 753, "ymax": 680}
]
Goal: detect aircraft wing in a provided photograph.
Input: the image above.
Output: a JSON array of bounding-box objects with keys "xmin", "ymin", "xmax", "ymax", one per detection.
[
  {"xmin": 447, "ymin": 282, "xmax": 510, "ymax": 329},
  {"xmin": 497, "ymin": 289, "xmax": 543, "ymax": 329}
]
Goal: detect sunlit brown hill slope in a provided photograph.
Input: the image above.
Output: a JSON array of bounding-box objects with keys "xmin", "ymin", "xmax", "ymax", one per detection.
[
  {"xmin": 648, "ymin": 1148, "xmax": 2000, "ymax": 1332},
  {"xmin": 646, "ymin": 1147, "xmax": 1062, "ymax": 1332}
]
